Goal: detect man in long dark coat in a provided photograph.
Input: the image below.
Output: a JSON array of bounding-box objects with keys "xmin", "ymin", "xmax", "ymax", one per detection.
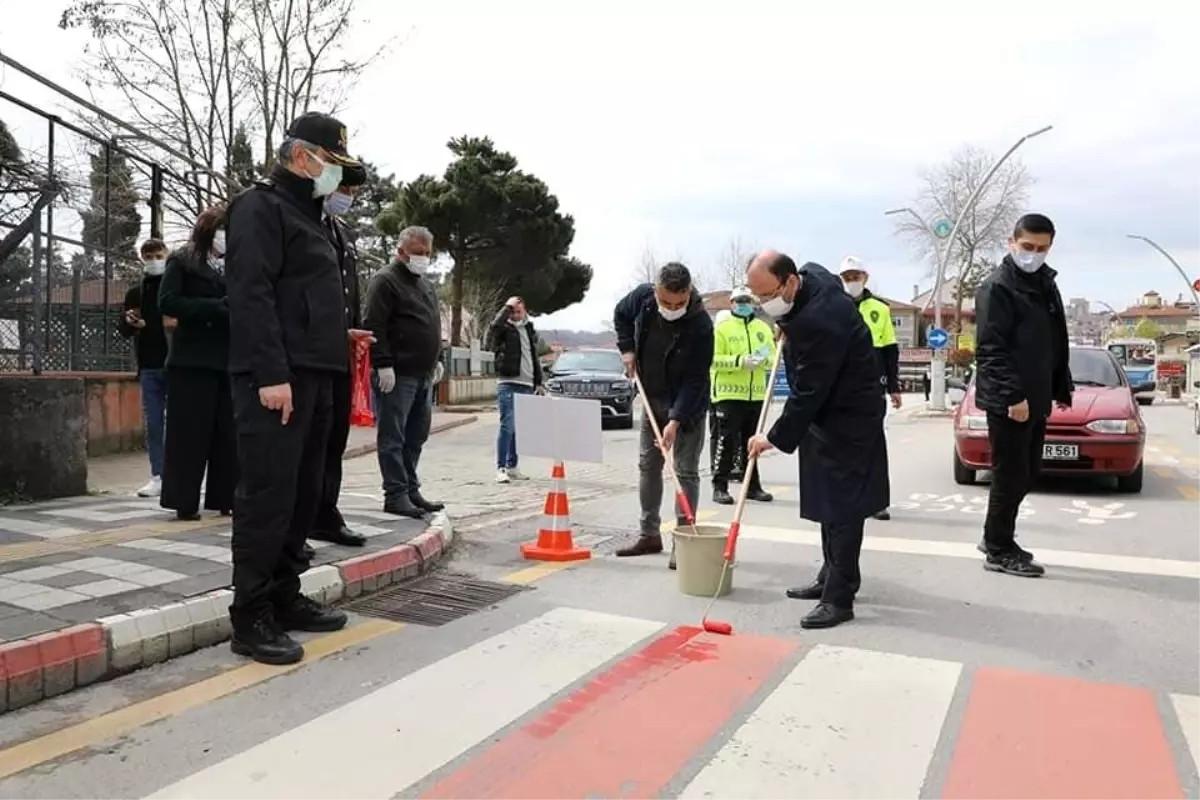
[{"xmin": 745, "ymin": 250, "xmax": 890, "ymax": 629}]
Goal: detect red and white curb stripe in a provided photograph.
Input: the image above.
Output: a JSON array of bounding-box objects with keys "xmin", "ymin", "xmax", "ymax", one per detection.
[{"xmin": 0, "ymin": 513, "xmax": 454, "ymax": 714}]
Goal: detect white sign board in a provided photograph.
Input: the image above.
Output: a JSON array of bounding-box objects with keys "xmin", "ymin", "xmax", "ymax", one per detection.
[{"xmin": 514, "ymin": 394, "xmax": 604, "ymax": 464}]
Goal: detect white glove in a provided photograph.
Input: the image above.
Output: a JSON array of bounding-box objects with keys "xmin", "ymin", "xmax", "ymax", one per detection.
[
  {"xmin": 377, "ymin": 367, "xmax": 396, "ymax": 394},
  {"xmin": 432, "ymin": 362, "xmax": 445, "ymax": 384},
  {"xmin": 742, "ymin": 356, "xmax": 762, "ymax": 371}
]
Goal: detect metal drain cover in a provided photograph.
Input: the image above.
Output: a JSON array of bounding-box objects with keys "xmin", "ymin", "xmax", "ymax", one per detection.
[{"xmin": 339, "ymin": 571, "xmax": 529, "ymax": 626}]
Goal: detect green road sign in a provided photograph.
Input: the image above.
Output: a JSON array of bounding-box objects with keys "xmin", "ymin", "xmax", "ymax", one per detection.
[{"xmin": 933, "ymin": 219, "xmax": 953, "ymax": 239}]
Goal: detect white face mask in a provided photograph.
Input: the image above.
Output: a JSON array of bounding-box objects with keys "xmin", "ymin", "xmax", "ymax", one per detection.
[
  {"xmin": 144, "ymin": 259, "xmax": 166, "ymax": 276},
  {"xmin": 1012, "ymin": 250, "xmax": 1046, "ymax": 273},
  {"xmin": 405, "ymin": 255, "xmax": 431, "ymax": 275},
  {"xmin": 309, "ymin": 154, "xmax": 344, "ymax": 199},
  {"xmin": 212, "ymin": 230, "xmax": 226, "ymax": 255},
  {"xmin": 658, "ymin": 305, "xmax": 686, "ymax": 322},
  {"xmin": 760, "ymin": 295, "xmax": 793, "ymax": 318},
  {"xmin": 844, "ymin": 280, "xmax": 865, "ymax": 298},
  {"xmin": 509, "ymin": 316, "xmax": 527, "ymax": 327}
]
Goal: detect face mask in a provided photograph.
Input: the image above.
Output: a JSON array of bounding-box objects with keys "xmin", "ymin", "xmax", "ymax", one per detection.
[
  {"xmin": 732, "ymin": 302, "xmax": 754, "ymax": 318},
  {"xmin": 1012, "ymin": 250, "xmax": 1046, "ymax": 273},
  {"xmin": 509, "ymin": 316, "xmax": 527, "ymax": 327},
  {"xmin": 760, "ymin": 296, "xmax": 792, "ymax": 318},
  {"xmin": 658, "ymin": 305, "xmax": 686, "ymax": 322},
  {"xmin": 324, "ymin": 191, "xmax": 354, "ymax": 216},
  {"xmin": 212, "ymin": 230, "xmax": 226, "ymax": 255},
  {"xmin": 144, "ymin": 259, "xmax": 166, "ymax": 276},
  {"xmin": 309, "ymin": 154, "xmax": 344, "ymax": 198},
  {"xmin": 405, "ymin": 255, "xmax": 430, "ymax": 275},
  {"xmin": 844, "ymin": 281, "xmax": 865, "ymax": 298}
]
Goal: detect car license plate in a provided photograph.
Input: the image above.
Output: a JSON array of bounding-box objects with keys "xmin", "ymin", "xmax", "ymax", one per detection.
[{"xmin": 1043, "ymin": 443, "xmax": 1079, "ymax": 460}]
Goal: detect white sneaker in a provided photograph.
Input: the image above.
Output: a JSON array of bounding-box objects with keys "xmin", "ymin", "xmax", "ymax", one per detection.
[
  {"xmin": 495, "ymin": 468, "xmax": 510, "ymax": 484},
  {"xmin": 506, "ymin": 468, "xmax": 530, "ymax": 481},
  {"xmin": 137, "ymin": 476, "xmax": 162, "ymax": 498}
]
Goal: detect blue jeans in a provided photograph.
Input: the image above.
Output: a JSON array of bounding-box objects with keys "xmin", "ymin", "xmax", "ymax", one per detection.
[
  {"xmin": 496, "ymin": 382, "xmax": 533, "ymax": 469},
  {"xmin": 139, "ymin": 368, "xmax": 168, "ymax": 477},
  {"xmin": 373, "ymin": 373, "xmax": 432, "ymax": 504}
]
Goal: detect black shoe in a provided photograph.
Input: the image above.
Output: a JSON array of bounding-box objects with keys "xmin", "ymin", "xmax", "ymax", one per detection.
[
  {"xmin": 983, "ymin": 552, "xmax": 1045, "ymax": 578},
  {"xmin": 230, "ymin": 616, "xmax": 304, "ymax": 665},
  {"xmin": 302, "ymin": 543, "xmax": 316, "ymax": 561},
  {"xmin": 872, "ymin": 510, "xmax": 891, "ymax": 521},
  {"xmin": 276, "ymin": 595, "xmax": 349, "ymax": 633},
  {"xmin": 409, "ymin": 492, "xmax": 445, "ymax": 513},
  {"xmin": 800, "ymin": 602, "xmax": 855, "ymax": 629},
  {"xmin": 311, "ymin": 525, "xmax": 367, "ymax": 547},
  {"xmin": 977, "ymin": 540, "xmax": 1035, "ymax": 561},
  {"xmin": 785, "ymin": 581, "xmax": 824, "ymax": 600},
  {"xmin": 616, "ymin": 534, "xmax": 664, "ymax": 557},
  {"xmin": 220, "ymin": 509, "xmax": 232, "ymax": 517},
  {"xmin": 712, "ymin": 487, "xmax": 734, "ymax": 505},
  {"xmin": 383, "ymin": 498, "xmax": 426, "ymax": 519},
  {"xmin": 747, "ymin": 488, "xmax": 774, "ymax": 503},
  {"xmin": 174, "ymin": 510, "xmax": 201, "ymax": 522}
]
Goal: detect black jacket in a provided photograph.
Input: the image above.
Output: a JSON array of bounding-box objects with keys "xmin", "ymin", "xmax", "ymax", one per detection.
[
  {"xmin": 327, "ymin": 216, "xmax": 361, "ymax": 331},
  {"xmin": 614, "ymin": 283, "xmax": 713, "ymax": 424},
  {"xmin": 119, "ymin": 274, "xmax": 168, "ymax": 371},
  {"xmin": 225, "ymin": 168, "xmax": 350, "ymax": 387},
  {"xmin": 158, "ymin": 247, "xmax": 229, "ymax": 372},
  {"xmin": 364, "ymin": 261, "xmax": 442, "ymax": 378},
  {"xmin": 487, "ymin": 306, "xmax": 543, "ymax": 386},
  {"xmin": 974, "ymin": 256, "xmax": 1073, "ymax": 420},
  {"xmin": 767, "ymin": 262, "xmax": 889, "ymax": 523}
]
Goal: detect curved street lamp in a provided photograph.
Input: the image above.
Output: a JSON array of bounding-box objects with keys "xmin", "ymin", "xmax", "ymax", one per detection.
[{"xmin": 1126, "ymin": 234, "xmax": 1200, "ymax": 308}]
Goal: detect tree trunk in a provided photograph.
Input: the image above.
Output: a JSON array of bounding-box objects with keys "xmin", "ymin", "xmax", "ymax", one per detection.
[{"xmin": 451, "ymin": 248, "xmax": 465, "ymax": 346}]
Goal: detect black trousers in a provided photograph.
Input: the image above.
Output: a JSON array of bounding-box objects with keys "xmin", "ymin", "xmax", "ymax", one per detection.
[
  {"xmin": 983, "ymin": 412, "xmax": 1046, "ymax": 556},
  {"xmin": 816, "ymin": 519, "xmax": 865, "ymax": 609},
  {"xmin": 313, "ymin": 371, "xmax": 351, "ymax": 534},
  {"xmin": 160, "ymin": 366, "xmax": 237, "ymax": 513},
  {"xmin": 229, "ymin": 369, "xmax": 335, "ymax": 623},
  {"xmin": 712, "ymin": 400, "xmax": 762, "ymax": 490}
]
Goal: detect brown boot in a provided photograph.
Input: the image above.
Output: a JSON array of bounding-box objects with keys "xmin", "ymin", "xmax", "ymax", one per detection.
[{"xmin": 616, "ymin": 534, "xmax": 664, "ymax": 557}]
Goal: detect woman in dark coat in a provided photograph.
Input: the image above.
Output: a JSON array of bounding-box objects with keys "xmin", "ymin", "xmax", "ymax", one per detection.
[{"xmin": 158, "ymin": 205, "xmax": 236, "ymax": 520}]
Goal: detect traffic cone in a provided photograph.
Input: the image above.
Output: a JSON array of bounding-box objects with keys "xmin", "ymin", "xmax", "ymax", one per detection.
[{"xmin": 519, "ymin": 461, "xmax": 592, "ymax": 562}]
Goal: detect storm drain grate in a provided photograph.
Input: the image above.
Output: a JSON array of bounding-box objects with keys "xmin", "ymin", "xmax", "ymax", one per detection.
[{"xmin": 339, "ymin": 571, "xmax": 530, "ymax": 626}]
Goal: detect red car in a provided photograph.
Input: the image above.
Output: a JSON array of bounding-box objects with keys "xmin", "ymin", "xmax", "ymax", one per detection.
[{"xmin": 952, "ymin": 347, "xmax": 1147, "ymax": 492}]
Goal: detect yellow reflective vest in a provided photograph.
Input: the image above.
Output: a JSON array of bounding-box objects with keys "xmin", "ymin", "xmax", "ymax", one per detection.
[
  {"xmin": 711, "ymin": 313, "xmax": 776, "ymax": 402},
  {"xmin": 857, "ymin": 295, "xmax": 897, "ymax": 348}
]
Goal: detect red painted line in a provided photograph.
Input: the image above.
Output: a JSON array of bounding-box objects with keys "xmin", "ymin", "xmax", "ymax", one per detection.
[
  {"xmin": 942, "ymin": 667, "xmax": 1183, "ymax": 799},
  {"xmin": 421, "ymin": 625, "xmax": 796, "ymax": 800}
]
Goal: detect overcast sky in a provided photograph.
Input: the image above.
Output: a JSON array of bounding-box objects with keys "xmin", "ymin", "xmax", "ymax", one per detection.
[{"xmin": 3, "ymin": 0, "xmax": 1198, "ymax": 330}]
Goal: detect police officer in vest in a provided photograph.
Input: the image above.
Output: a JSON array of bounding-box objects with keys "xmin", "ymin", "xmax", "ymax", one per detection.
[
  {"xmin": 225, "ymin": 112, "xmax": 372, "ymax": 665},
  {"xmin": 710, "ymin": 286, "xmax": 776, "ymax": 505},
  {"xmin": 839, "ymin": 256, "xmax": 900, "ymax": 521}
]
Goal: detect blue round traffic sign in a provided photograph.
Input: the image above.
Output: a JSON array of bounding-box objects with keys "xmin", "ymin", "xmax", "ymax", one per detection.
[
  {"xmin": 928, "ymin": 327, "xmax": 949, "ymax": 350},
  {"xmin": 932, "ymin": 219, "xmax": 952, "ymax": 239}
]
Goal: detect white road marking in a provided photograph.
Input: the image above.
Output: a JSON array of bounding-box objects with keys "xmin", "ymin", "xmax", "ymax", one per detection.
[
  {"xmin": 146, "ymin": 607, "xmax": 665, "ymax": 799},
  {"xmin": 1171, "ymin": 694, "xmax": 1200, "ymax": 774},
  {"xmin": 0, "ymin": 516, "xmax": 85, "ymax": 539},
  {"xmin": 680, "ymin": 644, "xmax": 960, "ymax": 799},
  {"xmin": 737, "ymin": 524, "xmax": 1200, "ymax": 580}
]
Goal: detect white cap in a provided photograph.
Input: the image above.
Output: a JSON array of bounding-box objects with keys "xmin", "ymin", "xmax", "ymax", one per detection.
[
  {"xmin": 730, "ymin": 285, "xmax": 754, "ymax": 302},
  {"xmin": 839, "ymin": 255, "xmax": 866, "ymax": 275}
]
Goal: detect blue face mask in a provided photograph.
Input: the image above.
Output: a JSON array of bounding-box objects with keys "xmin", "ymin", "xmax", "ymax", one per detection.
[
  {"xmin": 324, "ymin": 191, "xmax": 354, "ymax": 216},
  {"xmin": 732, "ymin": 302, "xmax": 754, "ymax": 318}
]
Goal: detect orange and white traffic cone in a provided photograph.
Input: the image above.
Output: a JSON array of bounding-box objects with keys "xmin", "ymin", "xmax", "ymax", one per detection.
[{"xmin": 519, "ymin": 461, "xmax": 592, "ymax": 562}]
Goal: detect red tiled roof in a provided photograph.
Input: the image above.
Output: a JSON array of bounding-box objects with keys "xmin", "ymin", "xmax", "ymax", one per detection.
[{"xmin": 1115, "ymin": 305, "xmax": 1197, "ymax": 319}]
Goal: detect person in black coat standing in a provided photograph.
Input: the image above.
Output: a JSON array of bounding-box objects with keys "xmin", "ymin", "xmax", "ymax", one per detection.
[
  {"xmin": 746, "ymin": 251, "xmax": 889, "ymax": 630},
  {"xmin": 158, "ymin": 207, "xmax": 237, "ymax": 521},
  {"xmin": 973, "ymin": 213, "xmax": 1073, "ymax": 578},
  {"xmin": 225, "ymin": 112, "xmax": 370, "ymax": 665}
]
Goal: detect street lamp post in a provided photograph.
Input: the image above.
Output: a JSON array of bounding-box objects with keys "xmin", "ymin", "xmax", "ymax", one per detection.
[
  {"xmin": 924, "ymin": 124, "xmax": 1054, "ymax": 410},
  {"xmin": 885, "ymin": 207, "xmax": 942, "ymax": 392},
  {"xmin": 1125, "ymin": 234, "xmax": 1200, "ymax": 308}
]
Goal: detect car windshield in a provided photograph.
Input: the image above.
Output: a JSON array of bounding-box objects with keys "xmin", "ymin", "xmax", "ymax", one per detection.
[
  {"xmin": 552, "ymin": 351, "xmax": 624, "ymax": 373},
  {"xmin": 1069, "ymin": 349, "xmax": 1125, "ymax": 388}
]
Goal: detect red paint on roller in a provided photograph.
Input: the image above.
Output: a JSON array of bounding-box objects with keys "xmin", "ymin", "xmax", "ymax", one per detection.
[{"xmin": 676, "ymin": 490, "xmax": 695, "ymax": 525}]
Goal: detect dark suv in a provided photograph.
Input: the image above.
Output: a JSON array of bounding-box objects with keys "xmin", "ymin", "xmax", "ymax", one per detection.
[{"xmin": 544, "ymin": 348, "xmax": 635, "ymax": 428}]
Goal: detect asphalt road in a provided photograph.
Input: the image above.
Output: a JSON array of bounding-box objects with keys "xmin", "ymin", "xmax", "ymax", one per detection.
[{"xmin": 1, "ymin": 401, "xmax": 1197, "ymax": 799}]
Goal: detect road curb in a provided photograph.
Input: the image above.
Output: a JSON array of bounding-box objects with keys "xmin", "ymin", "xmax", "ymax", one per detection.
[
  {"xmin": 342, "ymin": 415, "xmax": 478, "ymax": 460},
  {"xmin": 0, "ymin": 513, "xmax": 456, "ymax": 715}
]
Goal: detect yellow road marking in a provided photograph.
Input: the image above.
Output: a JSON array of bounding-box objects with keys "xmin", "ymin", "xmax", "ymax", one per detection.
[
  {"xmin": 1178, "ymin": 484, "xmax": 1200, "ymax": 501},
  {"xmin": 1153, "ymin": 467, "xmax": 1176, "ymax": 479},
  {"xmin": 502, "ymin": 561, "xmax": 579, "ymax": 585},
  {"xmin": 0, "ymin": 618, "xmax": 401, "ymax": 780}
]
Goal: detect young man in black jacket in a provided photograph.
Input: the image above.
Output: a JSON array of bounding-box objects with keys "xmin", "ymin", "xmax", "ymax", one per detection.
[
  {"xmin": 613, "ymin": 262, "xmax": 714, "ymax": 566},
  {"xmin": 225, "ymin": 112, "xmax": 370, "ymax": 665},
  {"xmin": 364, "ymin": 225, "xmax": 445, "ymax": 520},
  {"xmin": 119, "ymin": 238, "xmax": 170, "ymax": 498},
  {"xmin": 974, "ymin": 213, "xmax": 1073, "ymax": 578},
  {"xmin": 488, "ymin": 296, "xmax": 543, "ymax": 484}
]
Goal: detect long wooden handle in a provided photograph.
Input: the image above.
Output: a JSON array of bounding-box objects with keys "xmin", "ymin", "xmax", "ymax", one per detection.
[
  {"xmin": 631, "ymin": 368, "xmax": 696, "ymax": 527},
  {"xmin": 728, "ymin": 335, "xmax": 787, "ymax": 528}
]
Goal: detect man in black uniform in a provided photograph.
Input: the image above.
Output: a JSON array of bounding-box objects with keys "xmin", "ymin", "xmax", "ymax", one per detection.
[
  {"xmin": 308, "ymin": 165, "xmax": 371, "ymax": 552},
  {"xmin": 225, "ymin": 112, "xmax": 369, "ymax": 665}
]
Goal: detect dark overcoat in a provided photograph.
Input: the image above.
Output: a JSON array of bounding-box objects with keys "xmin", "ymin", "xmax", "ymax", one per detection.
[{"xmin": 766, "ymin": 261, "xmax": 890, "ymax": 523}]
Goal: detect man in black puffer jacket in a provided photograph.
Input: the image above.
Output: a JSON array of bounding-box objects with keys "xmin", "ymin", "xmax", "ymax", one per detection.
[{"xmin": 613, "ymin": 262, "xmax": 714, "ymax": 566}]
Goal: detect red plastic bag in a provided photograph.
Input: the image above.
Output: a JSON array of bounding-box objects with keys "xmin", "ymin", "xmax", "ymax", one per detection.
[{"xmin": 350, "ymin": 342, "xmax": 375, "ymax": 427}]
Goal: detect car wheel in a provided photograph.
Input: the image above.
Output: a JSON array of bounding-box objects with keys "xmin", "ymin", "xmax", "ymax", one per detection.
[
  {"xmin": 1116, "ymin": 461, "xmax": 1144, "ymax": 493},
  {"xmin": 953, "ymin": 449, "xmax": 976, "ymax": 485},
  {"xmin": 1136, "ymin": 397, "xmax": 1153, "ymax": 406}
]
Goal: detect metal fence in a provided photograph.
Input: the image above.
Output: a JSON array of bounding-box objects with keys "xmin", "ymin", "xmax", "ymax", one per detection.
[{"xmin": 1, "ymin": 87, "xmax": 223, "ymax": 374}]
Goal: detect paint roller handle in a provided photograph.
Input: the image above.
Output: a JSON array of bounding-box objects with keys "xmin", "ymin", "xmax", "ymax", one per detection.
[
  {"xmin": 676, "ymin": 490, "xmax": 695, "ymax": 526},
  {"xmin": 722, "ymin": 521, "xmax": 741, "ymax": 562}
]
